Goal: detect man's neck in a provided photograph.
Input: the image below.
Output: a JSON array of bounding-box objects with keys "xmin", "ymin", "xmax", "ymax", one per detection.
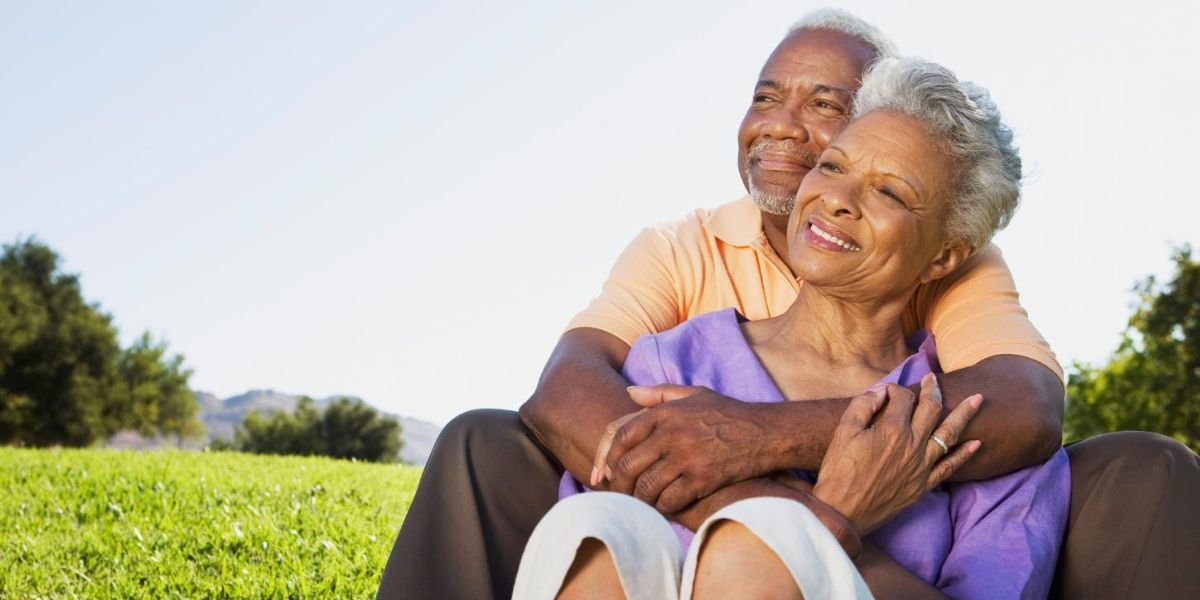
[{"xmin": 760, "ymin": 211, "xmax": 794, "ymax": 277}]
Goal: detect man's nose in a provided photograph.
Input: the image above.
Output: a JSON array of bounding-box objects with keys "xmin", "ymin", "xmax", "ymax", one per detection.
[{"xmin": 763, "ymin": 102, "xmax": 810, "ymax": 142}]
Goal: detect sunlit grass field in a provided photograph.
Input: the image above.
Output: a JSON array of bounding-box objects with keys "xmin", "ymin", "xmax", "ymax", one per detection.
[{"xmin": 0, "ymin": 448, "xmax": 421, "ymax": 599}]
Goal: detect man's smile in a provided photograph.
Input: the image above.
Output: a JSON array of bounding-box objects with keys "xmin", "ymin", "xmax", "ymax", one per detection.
[{"xmin": 755, "ymin": 151, "xmax": 815, "ymax": 173}]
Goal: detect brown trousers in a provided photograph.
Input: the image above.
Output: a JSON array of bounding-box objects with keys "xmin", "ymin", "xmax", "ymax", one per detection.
[{"xmin": 376, "ymin": 410, "xmax": 1200, "ymax": 600}]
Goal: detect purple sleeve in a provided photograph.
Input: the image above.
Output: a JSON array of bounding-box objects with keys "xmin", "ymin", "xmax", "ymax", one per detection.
[
  {"xmin": 937, "ymin": 448, "xmax": 1070, "ymax": 599},
  {"xmin": 621, "ymin": 334, "xmax": 671, "ymax": 386}
]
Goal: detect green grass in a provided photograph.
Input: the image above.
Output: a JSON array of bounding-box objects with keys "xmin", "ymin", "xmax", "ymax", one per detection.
[{"xmin": 0, "ymin": 448, "xmax": 421, "ymax": 599}]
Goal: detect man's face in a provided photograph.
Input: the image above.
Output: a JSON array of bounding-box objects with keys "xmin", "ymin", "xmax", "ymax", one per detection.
[{"xmin": 738, "ymin": 29, "xmax": 877, "ymax": 216}]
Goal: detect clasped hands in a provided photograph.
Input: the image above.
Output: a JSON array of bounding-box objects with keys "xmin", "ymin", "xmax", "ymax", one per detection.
[{"xmin": 590, "ymin": 373, "xmax": 983, "ymax": 541}]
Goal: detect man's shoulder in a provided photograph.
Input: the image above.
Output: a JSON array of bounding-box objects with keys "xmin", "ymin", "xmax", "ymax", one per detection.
[{"xmin": 642, "ymin": 197, "xmax": 761, "ymax": 248}]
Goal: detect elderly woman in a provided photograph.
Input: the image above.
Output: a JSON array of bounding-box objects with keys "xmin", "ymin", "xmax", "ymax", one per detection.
[{"xmin": 513, "ymin": 57, "xmax": 1069, "ymax": 599}]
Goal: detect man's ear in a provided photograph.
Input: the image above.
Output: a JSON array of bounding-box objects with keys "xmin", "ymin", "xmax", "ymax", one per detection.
[{"xmin": 920, "ymin": 240, "xmax": 971, "ymax": 284}]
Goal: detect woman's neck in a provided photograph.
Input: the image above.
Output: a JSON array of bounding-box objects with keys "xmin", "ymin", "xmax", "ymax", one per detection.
[{"xmin": 751, "ymin": 283, "xmax": 914, "ymax": 375}]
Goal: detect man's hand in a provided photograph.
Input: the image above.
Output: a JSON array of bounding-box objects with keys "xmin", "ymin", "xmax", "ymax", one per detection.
[{"xmin": 593, "ymin": 385, "xmax": 779, "ymax": 512}]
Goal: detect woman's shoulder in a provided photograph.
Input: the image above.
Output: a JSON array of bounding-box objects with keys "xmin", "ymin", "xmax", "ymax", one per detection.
[{"xmin": 624, "ymin": 308, "xmax": 748, "ymax": 386}]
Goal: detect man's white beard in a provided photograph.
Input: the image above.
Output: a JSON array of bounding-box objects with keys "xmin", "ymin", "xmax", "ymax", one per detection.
[{"xmin": 748, "ymin": 182, "xmax": 796, "ymax": 216}]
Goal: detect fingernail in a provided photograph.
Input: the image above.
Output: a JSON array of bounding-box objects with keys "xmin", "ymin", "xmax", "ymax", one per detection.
[
  {"xmin": 589, "ymin": 467, "xmax": 599, "ymax": 487},
  {"xmin": 968, "ymin": 394, "xmax": 983, "ymax": 409},
  {"xmin": 968, "ymin": 440, "xmax": 982, "ymax": 452},
  {"xmin": 922, "ymin": 372, "xmax": 934, "ymax": 385},
  {"xmin": 626, "ymin": 385, "xmax": 641, "ymax": 393}
]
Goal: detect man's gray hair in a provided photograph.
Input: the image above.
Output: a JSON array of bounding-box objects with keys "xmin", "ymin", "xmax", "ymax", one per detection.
[
  {"xmin": 853, "ymin": 57, "xmax": 1022, "ymax": 251},
  {"xmin": 789, "ymin": 9, "xmax": 899, "ymax": 60}
]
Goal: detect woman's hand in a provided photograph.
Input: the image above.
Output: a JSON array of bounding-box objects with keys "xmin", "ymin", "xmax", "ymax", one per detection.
[{"xmin": 812, "ymin": 373, "xmax": 982, "ymax": 537}]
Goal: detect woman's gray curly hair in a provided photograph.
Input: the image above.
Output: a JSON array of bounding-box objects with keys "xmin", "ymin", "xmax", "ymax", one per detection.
[{"xmin": 852, "ymin": 57, "xmax": 1022, "ymax": 251}]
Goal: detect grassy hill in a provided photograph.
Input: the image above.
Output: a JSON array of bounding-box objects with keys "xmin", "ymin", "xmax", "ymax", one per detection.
[{"xmin": 0, "ymin": 448, "xmax": 421, "ymax": 598}]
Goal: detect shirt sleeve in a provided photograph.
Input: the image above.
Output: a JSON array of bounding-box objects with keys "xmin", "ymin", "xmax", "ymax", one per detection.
[
  {"xmin": 937, "ymin": 449, "xmax": 1071, "ymax": 599},
  {"xmin": 620, "ymin": 334, "xmax": 670, "ymax": 386},
  {"xmin": 565, "ymin": 226, "xmax": 686, "ymax": 346},
  {"xmin": 910, "ymin": 244, "xmax": 1063, "ymax": 380}
]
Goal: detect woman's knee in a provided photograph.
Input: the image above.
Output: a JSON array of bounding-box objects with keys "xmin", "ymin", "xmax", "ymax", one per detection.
[
  {"xmin": 694, "ymin": 519, "xmax": 802, "ymax": 600},
  {"xmin": 522, "ymin": 494, "xmax": 682, "ymax": 600},
  {"xmin": 535, "ymin": 492, "xmax": 672, "ymax": 549}
]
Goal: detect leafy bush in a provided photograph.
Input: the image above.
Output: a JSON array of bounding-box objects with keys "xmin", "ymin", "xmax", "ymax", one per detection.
[{"xmin": 225, "ymin": 397, "xmax": 403, "ymax": 463}]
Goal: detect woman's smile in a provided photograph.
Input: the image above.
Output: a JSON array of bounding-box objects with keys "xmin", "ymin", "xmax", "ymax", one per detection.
[{"xmin": 804, "ymin": 218, "xmax": 862, "ymax": 252}]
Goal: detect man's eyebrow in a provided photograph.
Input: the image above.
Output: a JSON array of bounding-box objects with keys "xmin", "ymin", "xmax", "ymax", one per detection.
[
  {"xmin": 812, "ymin": 84, "xmax": 853, "ymax": 98},
  {"xmin": 754, "ymin": 80, "xmax": 852, "ymax": 98}
]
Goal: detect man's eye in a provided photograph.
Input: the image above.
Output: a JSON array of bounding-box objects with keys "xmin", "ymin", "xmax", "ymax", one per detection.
[
  {"xmin": 813, "ymin": 100, "xmax": 844, "ymax": 114},
  {"xmin": 753, "ymin": 94, "xmax": 774, "ymax": 103}
]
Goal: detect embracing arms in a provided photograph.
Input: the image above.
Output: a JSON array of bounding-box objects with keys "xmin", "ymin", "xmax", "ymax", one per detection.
[{"xmin": 519, "ymin": 326, "xmax": 1062, "ymax": 511}]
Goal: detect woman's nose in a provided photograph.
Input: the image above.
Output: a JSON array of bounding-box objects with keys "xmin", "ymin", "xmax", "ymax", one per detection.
[{"xmin": 822, "ymin": 181, "xmax": 862, "ymax": 218}]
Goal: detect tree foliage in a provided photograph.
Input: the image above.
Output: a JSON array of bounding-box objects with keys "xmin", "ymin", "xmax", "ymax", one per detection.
[
  {"xmin": 117, "ymin": 333, "xmax": 205, "ymax": 441},
  {"xmin": 0, "ymin": 238, "xmax": 202, "ymax": 446},
  {"xmin": 226, "ymin": 397, "xmax": 403, "ymax": 463},
  {"xmin": 1065, "ymin": 245, "xmax": 1200, "ymax": 452}
]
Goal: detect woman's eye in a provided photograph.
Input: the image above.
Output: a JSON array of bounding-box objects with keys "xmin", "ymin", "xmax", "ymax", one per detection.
[
  {"xmin": 879, "ymin": 187, "xmax": 906, "ymax": 205},
  {"xmin": 818, "ymin": 161, "xmax": 842, "ymax": 174}
]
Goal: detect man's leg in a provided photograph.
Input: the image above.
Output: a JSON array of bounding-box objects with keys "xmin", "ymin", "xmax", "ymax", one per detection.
[
  {"xmin": 1052, "ymin": 431, "xmax": 1200, "ymax": 599},
  {"xmin": 376, "ymin": 409, "xmax": 563, "ymax": 600}
]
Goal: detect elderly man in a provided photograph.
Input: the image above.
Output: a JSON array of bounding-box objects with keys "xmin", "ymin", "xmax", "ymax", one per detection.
[{"xmin": 377, "ymin": 10, "xmax": 1200, "ymax": 600}]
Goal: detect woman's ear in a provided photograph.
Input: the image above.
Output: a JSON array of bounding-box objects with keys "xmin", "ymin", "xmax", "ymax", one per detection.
[{"xmin": 920, "ymin": 240, "xmax": 971, "ymax": 284}]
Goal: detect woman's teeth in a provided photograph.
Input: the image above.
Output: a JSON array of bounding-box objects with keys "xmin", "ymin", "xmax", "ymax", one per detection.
[{"xmin": 811, "ymin": 224, "xmax": 861, "ymax": 251}]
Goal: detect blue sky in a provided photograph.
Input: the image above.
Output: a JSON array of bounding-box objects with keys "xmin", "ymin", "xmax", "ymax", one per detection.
[{"xmin": 3, "ymin": 1, "xmax": 1198, "ymax": 424}]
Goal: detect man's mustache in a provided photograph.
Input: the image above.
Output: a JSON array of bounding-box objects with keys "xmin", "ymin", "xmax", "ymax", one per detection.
[{"xmin": 747, "ymin": 140, "xmax": 819, "ymax": 169}]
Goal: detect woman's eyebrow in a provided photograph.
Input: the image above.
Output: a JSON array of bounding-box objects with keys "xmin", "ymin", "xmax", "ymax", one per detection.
[
  {"xmin": 883, "ymin": 172, "xmax": 922, "ymax": 198},
  {"xmin": 829, "ymin": 144, "xmax": 922, "ymax": 196}
]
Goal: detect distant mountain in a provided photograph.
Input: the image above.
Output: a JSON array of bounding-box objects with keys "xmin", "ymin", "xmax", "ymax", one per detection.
[{"xmin": 113, "ymin": 390, "xmax": 442, "ymax": 466}]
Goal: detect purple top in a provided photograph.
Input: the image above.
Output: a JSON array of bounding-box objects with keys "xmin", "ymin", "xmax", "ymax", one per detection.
[{"xmin": 560, "ymin": 308, "xmax": 1069, "ymax": 599}]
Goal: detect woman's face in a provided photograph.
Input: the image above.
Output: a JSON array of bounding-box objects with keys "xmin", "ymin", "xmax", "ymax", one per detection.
[{"xmin": 786, "ymin": 109, "xmax": 964, "ymax": 299}]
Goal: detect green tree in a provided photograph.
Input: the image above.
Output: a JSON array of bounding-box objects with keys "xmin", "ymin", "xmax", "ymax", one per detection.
[
  {"xmin": 320, "ymin": 397, "xmax": 403, "ymax": 462},
  {"xmin": 0, "ymin": 239, "xmax": 122, "ymax": 445},
  {"xmin": 0, "ymin": 238, "xmax": 201, "ymax": 446},
  {"xmin": 227, "ymin": 396, "xmax": 402, "ymax": 462},
  {"xmin": 1065, "ymin": 245, "xmax": 1200, "ymax": 452},
  {"xmin": 233, "ymin": 397, "xmax": 324, "ymax": 457},
  {"xmin": 116, "ymin": 333, "xmax": 205, "ymax": 442}
]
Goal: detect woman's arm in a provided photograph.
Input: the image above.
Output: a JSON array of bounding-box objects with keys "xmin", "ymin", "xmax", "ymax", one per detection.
[
  {"xmin": 936, "ymin": 449, "xmax": 1071, "ymax": 599},
  {"xmin": 856, "ymin": 542, "xmax": 948, "ymax": 599}
]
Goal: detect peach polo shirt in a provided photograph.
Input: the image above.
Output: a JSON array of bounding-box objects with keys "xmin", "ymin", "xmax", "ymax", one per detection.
[{"xmin": 566, "ymin": 197, "xmax": 1062, "ymax": 379}]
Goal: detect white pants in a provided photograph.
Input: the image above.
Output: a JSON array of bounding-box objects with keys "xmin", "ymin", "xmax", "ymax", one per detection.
[{"xmin": 512, "ymin": 492, "xmax": 874, "ymax": 600}]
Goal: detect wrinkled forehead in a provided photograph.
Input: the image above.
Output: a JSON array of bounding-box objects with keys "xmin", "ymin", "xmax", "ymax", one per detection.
[
  {"xmin": 832, "ymin": 109, "xmax": 957, "ymax": 202},
  {"xmin": 759, "ymin": 29, "xmax": 877, "ymax": 95}
]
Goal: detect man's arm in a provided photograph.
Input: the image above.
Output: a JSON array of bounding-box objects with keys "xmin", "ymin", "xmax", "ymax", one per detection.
[
  {"xmin": 519, "ymin": 328, "xmax": 637, "ymax": 484},
  {"xmin": 752, "ymin": 353, "xmax": 1061, "ymax": 480},
  {"xmin": 526, "ymin": 328, "xmax": 1063, "ymax": 513},
  {"xmin": 600, "ymin": 352, "xmax": 1061, "ymax": 512}
]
